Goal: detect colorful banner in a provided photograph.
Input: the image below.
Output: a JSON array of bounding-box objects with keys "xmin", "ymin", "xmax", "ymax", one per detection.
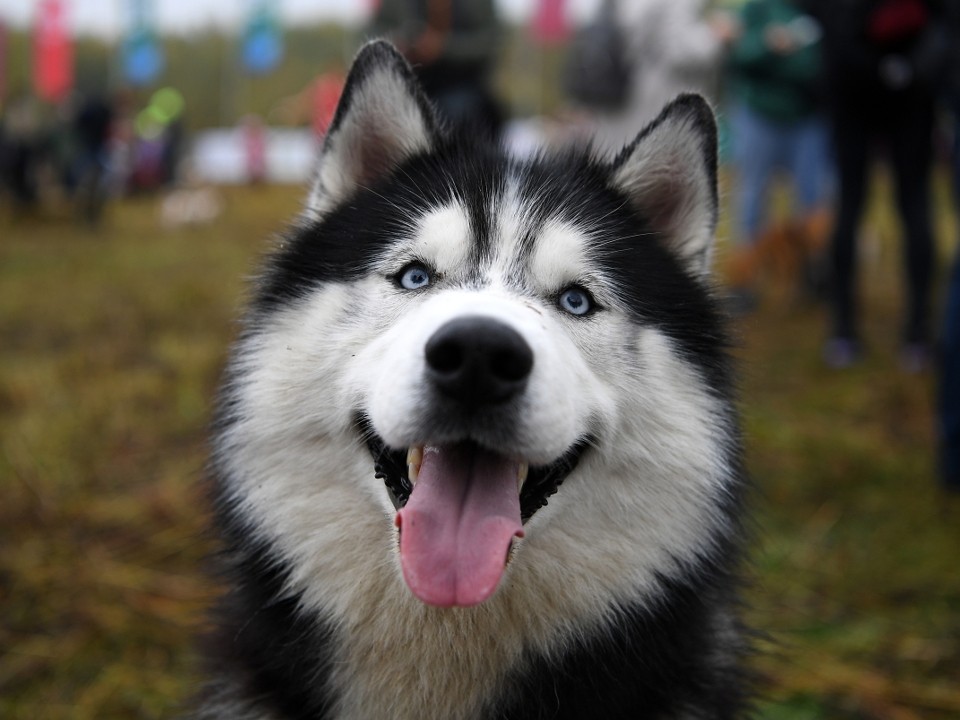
[
  {"xmin": 33, "ymin": 0, "xmax": 74, "ymax": 103},
  {"xmin": 122, "ymin": 0, "xmax": 163, "ymax": 86},
  {"xmin": 242, "ymin": 2, "xmax": 283, "ymax": 75}
]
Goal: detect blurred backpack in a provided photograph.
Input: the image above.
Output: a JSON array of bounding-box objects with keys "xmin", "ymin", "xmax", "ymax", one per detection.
[
  {"xmin": 863, "ymin": 0, "xmax": 947, "ymax": 90},
  {"xmin": 866, "ymin": 0, "xmax": 929, "ymax": 47},
  {"xmin": 563, "ymin": 0, "xmax": 632, "ymax": 110}
]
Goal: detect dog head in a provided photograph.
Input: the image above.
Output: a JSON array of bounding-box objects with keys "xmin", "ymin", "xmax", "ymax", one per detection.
[{"xmin": 217, "ymin": 42, "xmax": 733, "ymax": 611}]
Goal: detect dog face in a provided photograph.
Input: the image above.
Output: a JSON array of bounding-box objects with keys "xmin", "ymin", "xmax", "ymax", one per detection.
[{"xmin": 215, "ymin": 42, "xmax": 734, "ymax": 616}]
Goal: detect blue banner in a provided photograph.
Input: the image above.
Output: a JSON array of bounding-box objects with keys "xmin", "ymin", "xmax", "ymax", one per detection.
[
  {"xmin": 122, "ymin": 0, "xmax": 163, "ymax": 86},
  {"xmin": 242, "ymin": 3, "xmax": 283, "ymax": 75}
]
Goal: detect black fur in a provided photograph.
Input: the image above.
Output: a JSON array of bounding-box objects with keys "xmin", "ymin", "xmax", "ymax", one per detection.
[
  {"xmin": 197, "ymin": 525, "xmax": 338, "ymax": 719},
  {"xmin": 490, "ymin": 584, "xmax": 749, "ymax": 719}
]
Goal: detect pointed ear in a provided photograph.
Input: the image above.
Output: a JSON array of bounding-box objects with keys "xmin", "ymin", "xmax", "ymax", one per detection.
[
  {"xmin": 609, "ymin": 94, "xmax": 719, "ymax": 279},
  {"xmin": 306, "ymin": 41, "xmax": 439, "ymax": 217}
]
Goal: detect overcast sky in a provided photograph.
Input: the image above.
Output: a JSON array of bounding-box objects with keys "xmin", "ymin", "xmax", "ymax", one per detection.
[{"xmin": 0, "ymin": 0, "xmax": 600, "ymax": 38}]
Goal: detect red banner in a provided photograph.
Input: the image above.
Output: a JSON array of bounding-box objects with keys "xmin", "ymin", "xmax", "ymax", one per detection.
[{"xmin": 33, "ymin": 0, "xmax": 73, "ymax": 103}]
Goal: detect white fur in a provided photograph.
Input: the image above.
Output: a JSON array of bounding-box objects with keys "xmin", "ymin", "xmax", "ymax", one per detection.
[
  {"xmin": 527, "ymin": 218, "xmax": 594, "ymax": 293},
  {"xmin": 306, "ymin": 65, "xmax": 432, "ymax": 218},
  {"xmin": 406, "ymin": 204, "xmax": 473, "ymax": 273},
  {"xmin": 612, "ymin": 109, "xmax": 716, "ymax": 278}
]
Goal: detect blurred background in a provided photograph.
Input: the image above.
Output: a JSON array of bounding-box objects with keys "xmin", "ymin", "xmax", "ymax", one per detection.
[{"xmin": 1, "ymin": 0, "xmax": 959, "ymax": 718}]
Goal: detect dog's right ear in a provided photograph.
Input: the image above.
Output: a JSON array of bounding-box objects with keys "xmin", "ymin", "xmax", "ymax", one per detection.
[
  {"xmin": 305, "ymin": 41, "xmax": 439, "ymax": 218},
  {"xmin": 608, "ymin": 94, "xmax": 719, "ymax": 280}
]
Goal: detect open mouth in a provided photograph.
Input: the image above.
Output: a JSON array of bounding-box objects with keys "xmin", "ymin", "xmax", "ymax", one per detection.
[{"xmin": 357, "ymin": 415, "xmax": 589, "ymax": 607}]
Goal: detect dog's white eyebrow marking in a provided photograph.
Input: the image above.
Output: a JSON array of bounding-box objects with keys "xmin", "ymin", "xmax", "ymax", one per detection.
[
  {"xmin": 492, "ymin": 178, "xmax": 526, "ymax": 265},
  {"xmin": 529, "ymin": 219, "xmax": 591, "ymax": 291},
  {"xmin": 410, "ymin": 203, "xmax": 471, "ymax": 272}
]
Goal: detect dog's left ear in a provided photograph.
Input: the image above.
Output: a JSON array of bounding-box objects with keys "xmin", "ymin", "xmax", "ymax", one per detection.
[
  {"xmin": 609, "ymin": 94, "xmax": 719, "ymax": 279},
  {"xmin": 306, "ymin": 41, "xmax": 439, "ymax": 217}
]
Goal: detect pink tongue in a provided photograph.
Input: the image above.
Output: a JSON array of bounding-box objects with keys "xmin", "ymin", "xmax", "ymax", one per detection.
[{"xmin": 396, "ymin": 444, "xmax": 524, "ymax": 607}]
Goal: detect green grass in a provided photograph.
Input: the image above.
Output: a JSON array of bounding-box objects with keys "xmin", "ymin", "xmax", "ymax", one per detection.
[
  {"xmin": 0, "ymin": 188, "xmax": 297, "ymax": 719},
  {"xmin": 2, "ymin": 181, "xmax": 959, "ymax": 719},
  {"xmin": 732, "ymin": 173, "xmax": 960, "ymax": 719}
]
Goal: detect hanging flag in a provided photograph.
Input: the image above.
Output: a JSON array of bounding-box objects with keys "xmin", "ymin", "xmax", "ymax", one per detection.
[
  {"xmin": 122, "ymin": 0, "xmax": 163, "ymax": 86},
  {"xmin": 531, "ymin": 0, "xmax": 570, "ymax": 46},
  {"xmin": 242, "ymin": 2, "xmax": 283, "ymax": 75},
  {"xmin": 33, "ymin": 0, "xmax": 74, "ymax": 102}
]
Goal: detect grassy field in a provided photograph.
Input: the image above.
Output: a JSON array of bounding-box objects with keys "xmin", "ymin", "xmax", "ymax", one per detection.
[{"xmin": 1, "ymin": 180, "xmax": 959, "ymax": 719}]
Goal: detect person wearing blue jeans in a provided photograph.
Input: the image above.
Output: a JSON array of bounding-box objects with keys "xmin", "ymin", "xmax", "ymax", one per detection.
[
  {"xmin": 726, "ymin": 0, "xmax": 831, "ymax": 307},
  {"xmin": 732, "ymin": 102, "xmax": 830, "ymax": 252}
]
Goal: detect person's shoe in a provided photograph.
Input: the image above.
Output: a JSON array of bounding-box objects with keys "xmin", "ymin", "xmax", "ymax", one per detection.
[
  {"xmin": 900, "ymin": 342, "xmax": 932, "ymax": 375},
  {"xmin": 823, "ymin": 337, "xmax": 861, "ymax": 369},
  {"xmin": 723, "ymin": 287, "xmax": 759, "ymax": 317}
]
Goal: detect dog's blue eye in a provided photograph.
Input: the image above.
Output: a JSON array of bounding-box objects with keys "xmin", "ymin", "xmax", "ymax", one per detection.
[
  {"xmin": 399, "ymin": 264, "xmax": 431, "ymax": 290},
  {"xmin": 559, "ymin": 287, "xmax": 592, "ymax": 316}
]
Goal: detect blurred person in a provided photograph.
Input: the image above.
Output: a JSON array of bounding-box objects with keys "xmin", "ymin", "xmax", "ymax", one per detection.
[
  {"xmin": 241, "ymin": 114, "xmax": 267, "ymax": 184},
  {"xmin": 370, "ymin": 0, "xmax": 505, "ymax": 139},
  {"xmin": 942, "ymin": 246, "xmax": 960, "ymax": 492},
  {"xmin": 724, "ymin": 0, "xmax": 831, "ymax": 311},
  {"xmin": 0, "ymin": 110, "xmax": 7, "ymax": 199},
  {"xmin": 155, "ymin": 88, "xmax": 185, "ymax": 188},
  {"xmin": 104, "ymin": 90, "xmax": 136, "ymax": 196},
  {"xmin": 563, "ymin": 0, "xmax": 633, "ymax": 115},
  {"xmin": 578, "ymin": 0, "xmax": 737, "ymax": 155},
  {"xmin": 129, "ymin": 89, "xmax": 186, "ymax": 193},
  {"xmin": 2, "ymin": 90, "xmax": 44, "ymax": 211},
  {"xmin": 72, "ymin": 94, "xmax": 113, "ymax": 170},
  {"xmin": 805, "ymin": 0, "xmax": 948, "ymax": 369},
  {"xmin": 130, "ymin": 108, "xmax": 165, "ymax": 192},
  {"xmin": 70, "ymin": 93, "xmax": 114, "ymax": 224},
  {"xmin": 940, "ymin": 0, "xmax": 960, "ymax": 492},
  {"xmin": 161, "ymin": 113, "xmax": 184, "ymax": 187}
]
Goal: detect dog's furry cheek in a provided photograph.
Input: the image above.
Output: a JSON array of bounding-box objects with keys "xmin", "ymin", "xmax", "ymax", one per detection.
[
  {"xmin": 240, "ymin": 284, "xmax": 387, "ymax": 434},
  {"xmin": 614, "ymin": 328, "xmax": 733, "ymax": 492},
  {"xmin": 512, "ymin": 331, "xmax": 616, "ymax": 461},
  {"xmin": 344, "ymin": 315, "xmax": 428, "ymax": 449}
]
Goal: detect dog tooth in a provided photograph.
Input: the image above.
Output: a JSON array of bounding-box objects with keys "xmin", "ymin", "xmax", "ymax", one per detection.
[
  {"xmin": 517, "ymin": 462, "xmax": 529, "ymax": 493},
  {"xmin": 407, "ymin": 446, "xmax": 423, "ymax": 485},
  {"xmin": 406, "ymin": 446, "xmax": 423, "ymax": 466}
]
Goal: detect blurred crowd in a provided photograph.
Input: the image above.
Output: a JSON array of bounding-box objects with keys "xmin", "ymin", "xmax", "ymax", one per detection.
[
  {"xmin": 0, "ymin": 0, "xmax": 957, "ymax": 491},
  {"xmin": 0, "ymin": 86, "xmax": 185, "ymax": 223}
]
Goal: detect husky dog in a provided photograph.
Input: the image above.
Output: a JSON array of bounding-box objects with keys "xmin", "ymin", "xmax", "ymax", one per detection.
[{"xmin": 195, "ymin": 41, "xmax": 751, "ymax": 720}]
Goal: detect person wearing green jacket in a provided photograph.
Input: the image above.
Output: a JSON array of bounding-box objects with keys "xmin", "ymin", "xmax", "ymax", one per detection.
[{"xmin": 725, "ymin": 0, "xmax": 831, "ymax": 308}]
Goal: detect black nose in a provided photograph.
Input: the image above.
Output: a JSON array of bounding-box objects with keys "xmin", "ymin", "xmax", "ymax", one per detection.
[{"xmin": 425, "ymin": 316, "xmax": 534, "ymax": 406}]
